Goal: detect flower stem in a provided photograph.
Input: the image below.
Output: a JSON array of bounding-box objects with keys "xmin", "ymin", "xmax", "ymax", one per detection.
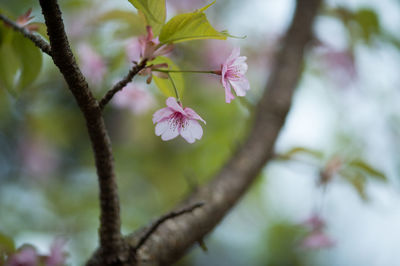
[
  {"xmin": 167, "ymin": 73, "xmax": 181, "ymax": 102},
  {"xmin": 153, "ymin": 69, "xmax": 220, "ymax": 75}
]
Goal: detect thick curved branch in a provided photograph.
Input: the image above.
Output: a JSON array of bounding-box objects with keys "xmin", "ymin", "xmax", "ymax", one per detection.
[
  {"xmin": 126, "ymin": 0, "xmax": 322, "ymax": 265},
  {"xmin": 99, "ymin": 60, "xmax": 147, "ymax": 110},
  {"xmin": 38, "ymin": 0, "xmax": 122, "ymax": 263},
  {"xmin": 0, "ymin": 13, "xmax": 52, "ymax": 55}
]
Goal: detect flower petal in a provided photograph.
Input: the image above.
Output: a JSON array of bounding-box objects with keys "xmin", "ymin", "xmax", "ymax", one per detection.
[
  {"xmin": 231, "ymin": 56, "xmax": 248, "ymax": 73},
  {"xmin": 225, "ymin": 84, "xmax": 235, "ymax": 103},
  {"xmin": 152, "ymin": 107, "xmax": 173, "ymax": 124},
  {"xmin": 166, "ymin": 97, "xmax": 184, "ymax": 113},
  {"xmin": 161, "ymin": 120, "xmax": 180, "ymax": 141},
  {"xmin": 180, "ymin": 120, "xmax": 203, "ymax": 143},
  {"xmin": 184, "ymin": 107, "xmax": 206, "ymax": 124},
  {"xmin": 229, "ymin": 76, "xmax": 250, "ymax": 97},
  {"xmin": 155, "ymin": 120, "xmax": 169, "ymax": 136},
  {"xmin": 225, "ymin": 47, "xmax": 241, "ymax": 65}
]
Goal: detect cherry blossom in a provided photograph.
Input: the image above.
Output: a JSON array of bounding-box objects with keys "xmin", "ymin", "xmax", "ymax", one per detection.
[
  {"xmin": 219, "ymin": 47, "xmax": 250, "ymax": 103},
  {"xmin": 45, "ymin": 238, "xmax": 67, "ymax": 266},
  {"xmin": 300, "ymin": 231, "xmax": 335, "ymax": 249},
  {"xmin": 113, "ymin": 82, "xmax": 155, "ymax": 115},
  {"xmin": 299, "ymin": 213, "xmax": 335, "ymax": 250},
  {"xmin": 153, "ymin": 97, "xmax": 205, "ymax": 143},
  {"xmin": 7, "ymin": 246, "xmax": 38, "ymax": 266},
  {"xmin": 77, "ymin": 43, "xmax": 107, "ymax": 87}
]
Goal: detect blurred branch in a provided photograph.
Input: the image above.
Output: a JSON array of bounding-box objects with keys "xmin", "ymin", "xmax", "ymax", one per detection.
[
  {"xmin": 132, "ymin": 202, "xmax": 205, "ymax": 253},
  {"xmin": 99, "ymin": 60, "xmax": 147, "ymax": 110},
  {"xmin": 123, "ymin": 0, "xmax": 322, "ymax": 264},
  {"xmin": 38, "ymin": 0, "xmax": 123, "ymax": 264},
  {"xmin": 0, "ymin": 13, "xmax": 52, "ymax": 55}
]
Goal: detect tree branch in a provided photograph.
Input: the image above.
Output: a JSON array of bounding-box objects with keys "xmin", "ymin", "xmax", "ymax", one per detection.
[
  {"xmin": 125, "ymin": 0, "xmax": 322, "ymax": 265},
  {"xmin": 0, "ymin": 13, "xmax": 52, "ymax": 56},
  {"xmin": 133, "ymin": 202, "xmax": 205, "ymax": 253},
  {"xmin": 99, "ymin": 60, "xmax": 147, "ymax": 110},
  {"xmin": 38, "ymin": 0, "xmax": 122, "ymax": 263}
]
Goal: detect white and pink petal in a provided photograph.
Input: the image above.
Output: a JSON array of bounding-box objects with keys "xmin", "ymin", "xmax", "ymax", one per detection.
[
  {"xmin": 180, "ymin": 120, "xmax": 203, "ymax": 143},
  {"xmin": 184, "ymin": 107, "xmax": 206, "ymax": 124},
  {"xmin": 152, "ymin": 107, "xmax": 173, "ymax": 124},
  {"xmin": 166, "ymin": 97, "xmax": 185, "ymax": 113}
]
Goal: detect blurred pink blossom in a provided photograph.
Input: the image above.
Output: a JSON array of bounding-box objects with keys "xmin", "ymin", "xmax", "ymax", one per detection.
[
  {"xmin": 300, "ymin": 231, "xmax": 335, "ymax": 249},
  {"xmin": 153, "ymin": 97, "xmax": 205, "ymax": 143},
  {"xmin": 219, "ymin": 47, "xmax": 250, "ymax": 103},
  {"xmin": 113, "ymin": 83, "xmax": 155, "ymax": 115},
  {"xmin": 204, "ymin": 40, "xmax": 233, "ymax": 69},
  {"xmin": 7, "ymin": 246, "xmax": 38, "ymax": 266},
  {"xmin": 314, "ymin": 43, "xmax": 357, "ymax": 87},
  {"xmin": 19, "ymin": 137, "xmax": 60, "ymax": 178},
  {"xmin": 302, "ymin": 214, "xmax": 325, "ymax": 231},
  {"xmin": 126, "ymin": 37, "xmax": 141, "ymax": 62},
  {"xmin": 45, "ymin": 238, "xmax": 67, "ymax": 266},
  {"xmin": 77, "ymin": 43, "xmax": 107, "ymax": 87},
  {"xmin": 299, "ymin": 213, "xmax": 335, "ymax": 250}
]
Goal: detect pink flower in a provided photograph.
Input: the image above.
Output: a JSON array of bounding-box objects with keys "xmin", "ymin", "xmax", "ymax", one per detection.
[
  {"xmin": 113, "ymin": 82, "xmax": 155, "ymax": 114},
  {"xmin": 299, "ymin": 213, "xmax": 335, "ymax": 250},
  {"xmin": 153, "ymin": 97, "xmax": 206, "ymax": 143},
  {"xmin": 45, "ymin": 238, "xmax": 67, "ymax": 266},
  {"xmin": 220, "ymin": 47, "xmax": 250, "ymax": 103},
  {"xmin": 302, "ymin": 214, "xmax": 325, "ymax": 231},
  {"xmin": 300, "ymin": 231, "xmax": 335, "ymax": 250},
  {"xmin": 126, "ymin": 37, "xmax": 142, "ymax": 62},
  {"xmin": 19, "ymin": 136, "xmax": 60, "ymax": 179},
  {"xmin": 135, "ymin": 26, "xmax": 173, "ymax": 61},
  {"xmin": 77, "ymin": 43, "xmax": 107, "ymax": 86},
  {"xmin": 7, "ymin": 246, "xmax": 38, "ymax": 266}
]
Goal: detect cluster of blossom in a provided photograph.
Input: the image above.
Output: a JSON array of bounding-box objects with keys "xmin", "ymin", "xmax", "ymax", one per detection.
[
  {"xmin": 124, "ymin": 26, "xmax": 249, "ymax": 143},
  {"xmin": 299, "ymin": 214, "xmax": 335, "ymax": 250},
  {"xmin": 75, "ymin": 20, "xmax": 249, "ymax": 144},
  {"xmin": 5, "ymin": 238, "xmax": 67, "ymax": 266}
]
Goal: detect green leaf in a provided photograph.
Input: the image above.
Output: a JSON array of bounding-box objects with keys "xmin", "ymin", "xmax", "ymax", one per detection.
[
  {"xmin": 30, "ymin": 22, "xmax": 49, "ymax": 41},
  {"xmin": 341, "ymin": 170, "xmax": 368, "ymax": 201},
  {"xmin": 150, "ymin": 56, "xmax": 184, "ymax": 97},
  {"xmin": 0, "ymin": 232, "xmax": 15, "ymax": 255},
  {"xmin": 0, "ymin": 41, "xmax": 20, "ymax": 95},
  {"xmin": 128, "ymin": 0, "xmax": 166, "ymax": 36},
  {"xmin": 12, "ymin": 32, "xmax": 43, "ymax": 91},
  {"xmin": 354, "ymin": 8, "xmax": 380, "ymax": 43},
  {"xmin": 348, "ymin": 159, "xmax": 386, "ymax": 181},
  {"xmin": 277, "ymin": 147, "xmax": 324, "ymax": 160},
  {"xmin": 159, "ymin": 2, "xmax": 227, "ymax": 44}
]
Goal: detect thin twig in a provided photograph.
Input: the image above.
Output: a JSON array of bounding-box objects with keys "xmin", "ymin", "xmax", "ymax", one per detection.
[
  {"xmin": 99, "ymin": 60, "xmax": 147, "ymax": 110},
  {"xmin": 0, "ymin": 13, "xmax": 52, "ymax": 55},
  {"xmin": 133, "ymin": 202, "xmax": 205, "ymax": 252}
]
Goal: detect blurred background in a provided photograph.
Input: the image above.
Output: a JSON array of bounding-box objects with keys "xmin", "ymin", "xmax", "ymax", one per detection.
[{"xmin": 1, "ymin": 0, "xmax": 400, "ymax": 265}]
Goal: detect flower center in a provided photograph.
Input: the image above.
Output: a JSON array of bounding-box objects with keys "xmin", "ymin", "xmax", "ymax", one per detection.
[{"xmin": 168, "ymin": 112, "xmax": 188, "ymax": 131}]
